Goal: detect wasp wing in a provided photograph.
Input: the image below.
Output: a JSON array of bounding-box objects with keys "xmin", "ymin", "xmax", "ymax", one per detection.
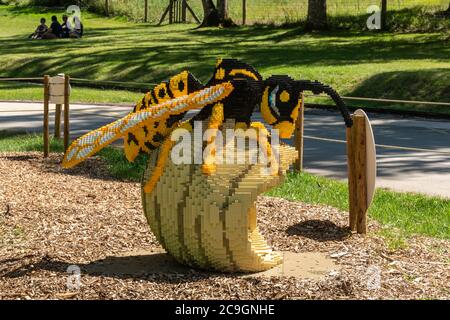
[{"xmin": 62, "ymin": 82, "xmax": 234, "ymax": 168}]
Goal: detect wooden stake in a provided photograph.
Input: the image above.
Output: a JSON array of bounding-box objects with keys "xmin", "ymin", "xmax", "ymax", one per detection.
[
  {"xmin": 354, "ymin": 115, "xmax": 368, "ymax": 234},
  {"xmin": 43, "ymin": 75, "xmax": 50, "ymax": 157},
  {"xmin": 346, "ymin": 123, "xmax": 357, "ymax": 231},
  {"xmin": 294, "ymin": 94, "xmax": 305, "ymax": 172},
  {"xmin": 347, "ymin": 114, "xmax": 368, "ymax": 234},
  {"xmin": 54, "ymin": 104, "xmax": 62, "ymax": 138},
  {"xmin": 64, "ymin": 75, "xmax": 70, "ymax": 152}
]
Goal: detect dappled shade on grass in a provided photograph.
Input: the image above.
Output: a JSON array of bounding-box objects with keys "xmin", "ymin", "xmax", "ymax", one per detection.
[{"xmin": 0, "ymin": 5, "xmax": 448, "ymax": 108}]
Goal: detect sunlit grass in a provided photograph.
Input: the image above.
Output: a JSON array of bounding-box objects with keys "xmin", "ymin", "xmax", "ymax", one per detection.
[{"xmin": 0, "ymin": 4, "xmax": 448, "ymax": 114}]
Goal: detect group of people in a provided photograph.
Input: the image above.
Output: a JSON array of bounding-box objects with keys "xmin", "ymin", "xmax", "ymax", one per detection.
[{"xmin": 30, "ymin": 15, "xmax": 83, "ymax": 39}]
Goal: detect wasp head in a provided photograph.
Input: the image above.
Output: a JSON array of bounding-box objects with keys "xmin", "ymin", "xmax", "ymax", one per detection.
[{"xmin": 260, "ymin": 75, "xmax": 302, "ymax": 139}]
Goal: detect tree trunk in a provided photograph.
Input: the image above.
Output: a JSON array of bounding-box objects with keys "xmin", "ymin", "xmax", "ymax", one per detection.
[
  {"xmin": 199, "ymin": 0, "xmax": 236, "ymax": 27},
  {"xmin": 306, "ymin": 0, "xmax": 328, "ymax": 30},
  {"xmin": 217, "ymin": 0, "xmax": 229, "ymax": 19}
]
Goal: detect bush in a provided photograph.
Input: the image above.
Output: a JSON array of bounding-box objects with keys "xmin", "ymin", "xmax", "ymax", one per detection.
[{"xmin": 329, "ymin": 7, "xmax": 449, "ymax": 32}]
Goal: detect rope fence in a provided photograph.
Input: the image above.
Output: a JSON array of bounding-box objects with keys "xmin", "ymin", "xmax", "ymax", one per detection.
[
  {"xmin": 1, "ymin": 77, "xmax": 448, "ymax": 108},
  {"xmin": 304, "ymin": 94, "xmax": 450, "ymax": 107},
  {"xmin": 304, "ymin": 135, "xmax": 450, "ymax": 156}
]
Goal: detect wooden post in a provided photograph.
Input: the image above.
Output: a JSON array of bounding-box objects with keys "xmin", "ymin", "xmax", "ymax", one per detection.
[
  {"xmin": 381, "ymin": 0, "xmax": 387, "ymax": 30},
  {"xmin": 355, "ymin": 115, "xmax": 367, "ymax": 234},
  {"xmin": 294, "ymin": 94, "xmax": 305, "ymax": 172},
  {"xmin": 43, "ymin": 75, "xmax": 50, "ymax": 157},
  {"xmin": 347, "ymin": 114, "xmax": 368, "ymax": 234},
  {"xmin": 64, "ymin": 75, "xmax": 70, "ymax": 152},
  {"xmin": 169, "ymin": 0, "xmax": 174, "ymax": 24},
  {"xmin": 54, "ymin": 104, "xmax": 62, "ymax": 138},
  {"xmin": 346, "ymin": 123, "xmax": 357, "ymax": 231},
  {"xmin": 144, "ymin": 0, "xmax": 148, "ymax": 22},
  {"xmin": 242, "ymin": 0, "xmax": 247, "ymax": 25},
  {"xmin": 182, "ymin": 0, "xmax": 187, "ymax": 23}
]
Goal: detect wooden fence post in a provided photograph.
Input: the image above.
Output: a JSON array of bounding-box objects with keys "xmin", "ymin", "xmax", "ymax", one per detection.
[
  {"xmin": 64, "ymin": 75, "xmax": 70, "ymax": 152},
  {"xmin": 242, "ymin": 0, "xmax": 247, "ymax": 25},
  {"xmin": 105, "ymin": 0, "xmax": 109, "ymax": 16},
  {"xmin": 43, "ymin": 75, "xmax": 50, "ymax": 157},
  {"xmin": 182, "ymin": 0, "xmax": 187, "ymax": 23},
  {"xmin": 347, "ymin": 114, "xmax": 368, "ymax": 234},
  {"xmin": 169, "ymin": 0, "xmax": 174, "ymax": 24},
  {"xmin": 381, "ymin": 0, "xmax": 387, "ymax": 30},
  {"xmin": 294, "ymin": 94, "xmax": 305, "ymax": 172},
  {"xmin": 54, "ymin": 104, "xmax": 62, "ymax": 138},
  {"xmin": 144, "ymin": 0, "xmax": 148, "ymax": 22}
]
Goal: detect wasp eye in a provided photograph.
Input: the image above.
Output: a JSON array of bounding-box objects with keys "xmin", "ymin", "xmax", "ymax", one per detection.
[
  {"xmin": 269, "ymin": 85, "xmax": 280, "ymax": 116},
  {"xmin": 178, "ymin": 80, "xmax": 185, "ymax": 92}
]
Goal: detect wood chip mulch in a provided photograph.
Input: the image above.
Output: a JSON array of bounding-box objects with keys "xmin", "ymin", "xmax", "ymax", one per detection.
[{"xmin": 0, "ymin": 152, "xmax": 448, "ymax": 300}]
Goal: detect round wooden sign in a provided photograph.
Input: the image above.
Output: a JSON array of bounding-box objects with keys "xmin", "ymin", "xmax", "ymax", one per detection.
[{"xmin": 354, "ymin": 109, "xmax": 377, "ymax": 207}]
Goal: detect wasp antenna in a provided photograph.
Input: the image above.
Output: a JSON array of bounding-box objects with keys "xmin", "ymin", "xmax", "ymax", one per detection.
[{"xmin": 296, "ymin": 80, "xmax": 353, "ymax": 127}]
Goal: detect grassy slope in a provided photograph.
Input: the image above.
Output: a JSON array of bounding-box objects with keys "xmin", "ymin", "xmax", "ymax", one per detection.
[
  {"xmin": 0, "ymin": 5, "xmax": 449, "ymax": 113},
  {"xmin": 0, "ymin": 132, "xmax": 448, "ymax": 240}
]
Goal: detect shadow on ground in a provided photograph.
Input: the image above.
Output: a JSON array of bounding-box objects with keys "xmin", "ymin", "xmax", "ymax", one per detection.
[
  {"xmin": 0, "ymin": 252, "xmax": 254, "ymax": 284},
  {"xmin": 286, "ymin": 220, "xmax": 351, "ymax": 241}
]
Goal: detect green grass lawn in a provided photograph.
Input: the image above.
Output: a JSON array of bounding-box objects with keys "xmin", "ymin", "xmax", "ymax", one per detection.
[
  {"xmin": 1, "ymin": 131, "xmax": 449, "ymax": 241},
  {"xmin": 0, "ymin": 5, "xmax": 449, "ymax": 114},
  {"xmin": 0, "ymin": 81, "xmax": 142, "ymax": 104}
]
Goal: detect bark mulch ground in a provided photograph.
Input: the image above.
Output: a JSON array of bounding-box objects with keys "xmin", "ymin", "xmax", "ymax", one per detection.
[{"xmin": 0, "ymin": 152, "xmax": 448, "ymax": 299}]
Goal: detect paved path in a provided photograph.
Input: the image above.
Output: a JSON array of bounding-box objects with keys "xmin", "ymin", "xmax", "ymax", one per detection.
[{"xmin": 1, "ymin": 101, "xmax": 449, "ymax": 198}]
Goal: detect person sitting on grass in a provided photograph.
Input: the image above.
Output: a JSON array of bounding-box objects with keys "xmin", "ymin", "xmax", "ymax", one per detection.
[
  {"xmin": 61, "ymin": 14, "xmax": 72, "ymax": 38},
  {"xmin": 42, "ymin": 15, "xmax": 63, "ymax": 39},
  {"xmin": 69, "ymin": 15, "xmax": 83, "ymax": 38},
  {"xmin": 29, "ymin": 18, "xmax": 48, "ymax": 39}
]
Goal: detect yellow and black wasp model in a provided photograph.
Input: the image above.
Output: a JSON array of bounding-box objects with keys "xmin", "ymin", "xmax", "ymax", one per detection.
[
  {"xmin": 62, "ymin": 58, "xmax": 352, "ymax": 194},
  {"xmin": 62, "ymin": 58, "xmax": 354, "ymax": 272}
]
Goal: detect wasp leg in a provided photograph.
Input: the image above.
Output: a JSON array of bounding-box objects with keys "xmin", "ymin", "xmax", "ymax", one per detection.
[
  {"xmin": 250, "ymin": 122, "xmax": 279, "ymax": 175},
  {"xmin": 202, "ymin": 103, "xmax": 224, "ymax": 175},
  {"xmin": 143, "ymin": 122, "xmax": 192, "ymax": 194}
]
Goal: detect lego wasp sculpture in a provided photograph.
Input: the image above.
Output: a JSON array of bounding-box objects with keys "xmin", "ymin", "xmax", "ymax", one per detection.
[{"xmin": 62, "ymin": 59, "xmax": 352, "ymax": 272}]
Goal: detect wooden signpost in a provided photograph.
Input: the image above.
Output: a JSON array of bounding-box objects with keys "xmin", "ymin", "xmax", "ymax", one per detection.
[
  {"xmin": 292, "ymin": 100, "xmax": 376, "ymax": 234},
  {"xmin": 347, "ymin": 109, "xmax": 377, "ymax": 234},
  {"xmin": 42, "ymin": 74, "xmax": 71, "ymax": 157}
]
